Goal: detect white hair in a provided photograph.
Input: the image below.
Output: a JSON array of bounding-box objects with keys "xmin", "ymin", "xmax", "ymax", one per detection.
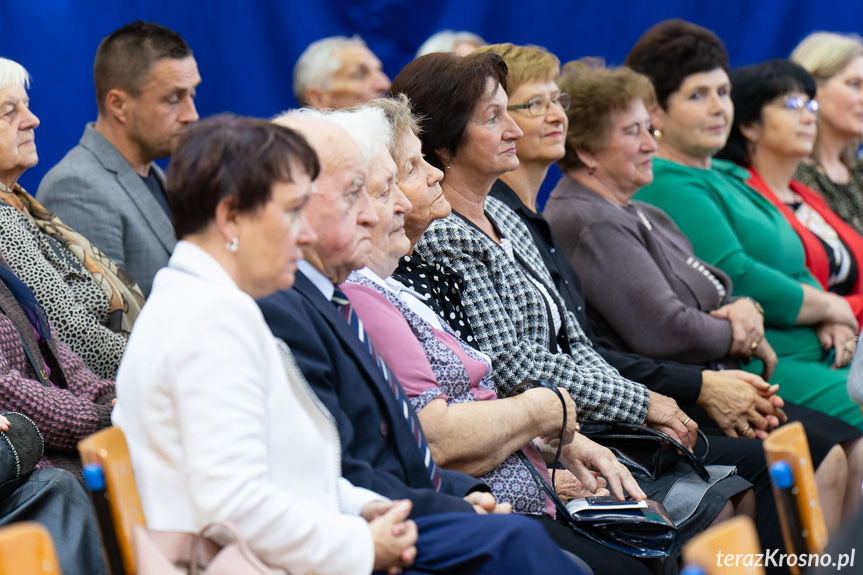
[
  {"xmin": 321, "ymin": 106, "xmax": 392, "ymax": 168},
  {"xmin": 0, "ymin": 58, "xmax": 30, "ymax": 92},
  {"xmin": 272, "ymin": 106, "xmax": 327, "ymax": 128},
  {"xmin": 293, "ymin": 35, "xmax": 368, "ymax": 105},
  {"xmin": 415, "ymin": 30, "xmax": 485, "ymax": 58},
  {"xmin": 272, "ymin": 105, "xmax": 391, "ymax": 169}
]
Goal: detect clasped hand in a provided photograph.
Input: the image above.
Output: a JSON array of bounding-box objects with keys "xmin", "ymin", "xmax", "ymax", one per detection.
[{"xmin": 362, "ymin": 500, "xmax": 418, "ymax": 575}]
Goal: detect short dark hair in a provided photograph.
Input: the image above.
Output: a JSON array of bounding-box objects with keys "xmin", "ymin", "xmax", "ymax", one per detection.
[
  {"xmin": 389, "ymin": 51, "xmax": 508, "ymax": 171},
  {"xmin": 94, "ymin": 21, "xmax": 192, "ymax": 115},
  {"xmin": 625, "ymin": 19, "xmax": 729, "ymax": 110},
  {"xmin": 167, "ymin": 114, "xmax": 320, "ymax": 238},
  {"xmin": 716, "ymin": 59, "xmax": 817, "ymax": 167}
]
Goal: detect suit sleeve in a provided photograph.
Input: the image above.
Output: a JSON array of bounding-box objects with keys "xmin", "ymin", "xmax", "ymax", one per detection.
[
  {"xmin": 593, "ymin": 343, "xmax": 704, "ymax": 405},
  {"xmin": 257, "ymin": 294, "xmax": 478, "ymax": 518},
  {"xmin": 37, "ymin": 173, "xmax": 126, "ymax": 269}
]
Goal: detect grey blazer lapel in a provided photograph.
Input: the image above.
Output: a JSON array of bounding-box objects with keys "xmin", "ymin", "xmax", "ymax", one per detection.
[
  {"xmin": 115, "ymin": 165, "xmax": 174, "ymax": 253},
  {"xmin": 80, "ymin": 125, "xmax": 175, "ymax": 254}
]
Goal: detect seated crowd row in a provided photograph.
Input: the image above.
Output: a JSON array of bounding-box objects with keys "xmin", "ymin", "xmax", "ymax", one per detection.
[{"xmin": 0, "ymin": 16, "xmax": 862, "ymax": 575}]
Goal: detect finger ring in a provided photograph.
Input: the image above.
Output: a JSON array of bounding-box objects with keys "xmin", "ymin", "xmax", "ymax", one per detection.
[
  {"xmin": 750, "ymin": 341, "xmax": 759, "ymax": 351},
  {"xmin": 739, "ymin": 426, "xmax": 751, "ymax": 436},
  {"xmin": 682, "ymin": 417, "xmax": 691, "ymax": 426}
]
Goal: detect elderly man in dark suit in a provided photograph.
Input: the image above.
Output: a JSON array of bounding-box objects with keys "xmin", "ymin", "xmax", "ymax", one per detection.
[{"xmin": 37, "ymin": 21, "xmax": 201, "ymax": 296}]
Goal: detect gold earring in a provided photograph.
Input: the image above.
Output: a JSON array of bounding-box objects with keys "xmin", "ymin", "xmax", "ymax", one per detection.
[
  {"xmin": 587, "ymin": 165, "xmax": 596, "ymax": 175},
  {"xmin": 652, "ymin": 129, "xmax": 662, "ymax": 141}
]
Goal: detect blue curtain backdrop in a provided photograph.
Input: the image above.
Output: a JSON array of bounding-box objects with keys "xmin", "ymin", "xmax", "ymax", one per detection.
[{"xmin": 3, "ymin": 0, "xmax": 863, "ymax": 207}]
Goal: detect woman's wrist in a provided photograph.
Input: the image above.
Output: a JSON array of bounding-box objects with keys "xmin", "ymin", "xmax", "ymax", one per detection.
[{"xmin": 741, "ymin": 296, "xmax": 764, "ymax": 316}]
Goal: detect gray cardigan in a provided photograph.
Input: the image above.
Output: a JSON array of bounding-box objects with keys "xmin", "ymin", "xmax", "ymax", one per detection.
[{"xmin": 544, "ymin": 176, "xmax": 734, "ymax": 365}]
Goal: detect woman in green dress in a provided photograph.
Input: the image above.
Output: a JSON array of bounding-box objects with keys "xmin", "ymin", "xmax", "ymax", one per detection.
[{"xmin": 626, "ymin": 19, "xmax": 863, "ymax": 430}]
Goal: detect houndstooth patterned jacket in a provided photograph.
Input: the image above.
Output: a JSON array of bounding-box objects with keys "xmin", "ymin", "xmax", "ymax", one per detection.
[{"xmin": 415, "ymin": 195, "xmax": 650, "ymax": 423}]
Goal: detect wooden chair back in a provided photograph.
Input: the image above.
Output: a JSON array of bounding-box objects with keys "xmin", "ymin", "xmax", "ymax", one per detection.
[
  {"xmin": 763, "ymin": 421, "xmax": 827, "ymax": 559},
  {"xmin": 0, "ymin": 522, "xmax": 61, "ymax": 574},
  {"xmin": 78, "ymin": 427, "xmax": 145, "ymax": 575},
  {"xmin": 682, "ymin": 515, "xmax": 765, "ymax": 574}
]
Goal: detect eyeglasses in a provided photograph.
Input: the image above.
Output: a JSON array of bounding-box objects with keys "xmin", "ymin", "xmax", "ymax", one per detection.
[
  {"xmin": 507, "ymin": 93, "xmax": 571, "ymax": 116},
  {"xmin": 780, "ymin": 95, "xmax": 819, "ymax": 113}
]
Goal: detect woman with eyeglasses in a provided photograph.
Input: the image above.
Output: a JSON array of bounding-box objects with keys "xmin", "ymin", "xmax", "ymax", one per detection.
[
  {"xmin": 716, "ymin": 59, "xmax": 863, "ymax": 328},
  {"xmin": 628, "ymin": 20, "xmax": 863, "ymax": 434}
]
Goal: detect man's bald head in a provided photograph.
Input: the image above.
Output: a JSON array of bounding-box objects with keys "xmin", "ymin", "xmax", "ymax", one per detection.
[{"xmin": 271, "ymin": 110, "xmax": 378, "ymax": 283}]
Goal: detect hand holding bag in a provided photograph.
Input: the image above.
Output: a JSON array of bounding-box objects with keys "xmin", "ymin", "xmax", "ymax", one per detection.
[
  {"xmin": 516, "ymin": 451, "xmax": 679, "ymax": 558},
  {"xmin": 579, "ymin": 422, "xmax": 710, "ymax": 482},
  {"xmin": 133, "ymin": 521, "xmax": 280, "ymax": 575}
]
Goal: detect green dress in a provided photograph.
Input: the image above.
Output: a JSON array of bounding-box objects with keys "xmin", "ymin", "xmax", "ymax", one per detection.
[{"xmin": 636, "ymin": 157, "xmax": 862, "ymax": 427}]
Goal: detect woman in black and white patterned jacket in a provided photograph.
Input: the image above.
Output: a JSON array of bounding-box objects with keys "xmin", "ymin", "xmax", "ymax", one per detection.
[
  {"xmin": 391, "ymin": 51, "xmax": 696, "ymax": 441},
  {"xmin": 390, "ymin": 50, "xmax": 763, "ymax": 553}
]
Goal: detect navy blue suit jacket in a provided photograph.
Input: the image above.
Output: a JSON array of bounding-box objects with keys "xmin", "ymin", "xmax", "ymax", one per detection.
[{"xmin": 258, "ymin": 271, "xmax": 483, "ymax": 518}]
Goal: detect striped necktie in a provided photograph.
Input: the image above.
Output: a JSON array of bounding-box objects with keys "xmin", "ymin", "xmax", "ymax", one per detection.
[{"xmin": 332, "ymin": 288, "xmax": 442, "ymax": 491}]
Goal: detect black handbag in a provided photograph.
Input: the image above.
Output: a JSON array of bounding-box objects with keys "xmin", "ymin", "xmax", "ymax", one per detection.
[
  {"xmin": 579, "ymin": 422, "xmax": 710, "ymax": 482},
  {"xmin": 517, "ymin": 452, "xmax": 678, "ymax": 558}
]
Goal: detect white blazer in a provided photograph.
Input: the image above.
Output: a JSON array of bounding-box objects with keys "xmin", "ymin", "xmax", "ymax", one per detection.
[{"xmin": 113, "ymin": 241, "xmax": 378, "ymax": 575}]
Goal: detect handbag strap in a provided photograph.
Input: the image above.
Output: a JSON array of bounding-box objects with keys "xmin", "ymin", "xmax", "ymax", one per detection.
[
  {"xmin": 581, "ymin": 422, "xmax": 711, "ymax": 481},
  {"xmin": 504, "ymin": 379, "xmax": 568, "ymax": 486},
  {"xmin": 515, "ymin": 450, "xmax": 579, "ymax": 529},
  {"xmin": 190, "ymin": 522, "xmax": 272, "ymax": 575}
]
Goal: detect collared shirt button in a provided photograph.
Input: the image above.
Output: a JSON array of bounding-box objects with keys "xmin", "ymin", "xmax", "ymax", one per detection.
[{"xmin": 550, "ymin": 247, "xmax": 556, "ymax": 253}]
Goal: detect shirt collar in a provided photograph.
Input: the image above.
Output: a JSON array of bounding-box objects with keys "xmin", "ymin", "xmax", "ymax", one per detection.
[
  {"xmin": 297, "ymin": 259, "xmax": 334, "ymax": 301},
  {"xmin": 357, "ymin": 266, "xmax": 429, "ymax": 301}
]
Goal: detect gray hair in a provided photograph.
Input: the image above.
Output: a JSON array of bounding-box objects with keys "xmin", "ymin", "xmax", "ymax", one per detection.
[
  {"xmin": 416, "ymin": 30, "xmax": 485, "ymax": 58},
  {"xmin": 293, "ymin": 35, "xmax": 368, "ymax": 105},
  {"xmin": 791, "ymin": 31, "xmax": 863, "ymax": 81},
  {"xmin": 0, "ymin": 58, "xmax": 30, "ymax": 92},
  {"xmin": 362, "ymin": 95, "xmax": 421, "ymax": 157}
]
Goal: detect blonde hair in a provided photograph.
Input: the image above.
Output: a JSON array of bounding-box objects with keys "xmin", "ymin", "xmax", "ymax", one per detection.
[
  {"xmin": 477, "ymin": 43, "xmax": 560, "ymax": 96},
  {"xmin": 791, "ymin": 31, "xmax": 863, "ymax": 81},
  {"xmin": 557, "ymin": 59, "xmax": 656, "ymax": 173},
  {"xmin": 791, "ymin": 32, "xmax": 863, "ymax": 166}
]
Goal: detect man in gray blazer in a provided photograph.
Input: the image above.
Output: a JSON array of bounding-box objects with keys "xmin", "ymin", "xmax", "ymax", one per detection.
[{"xmin": 37, "ymin": 21, "xmax": 201, "ymax": 296}]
